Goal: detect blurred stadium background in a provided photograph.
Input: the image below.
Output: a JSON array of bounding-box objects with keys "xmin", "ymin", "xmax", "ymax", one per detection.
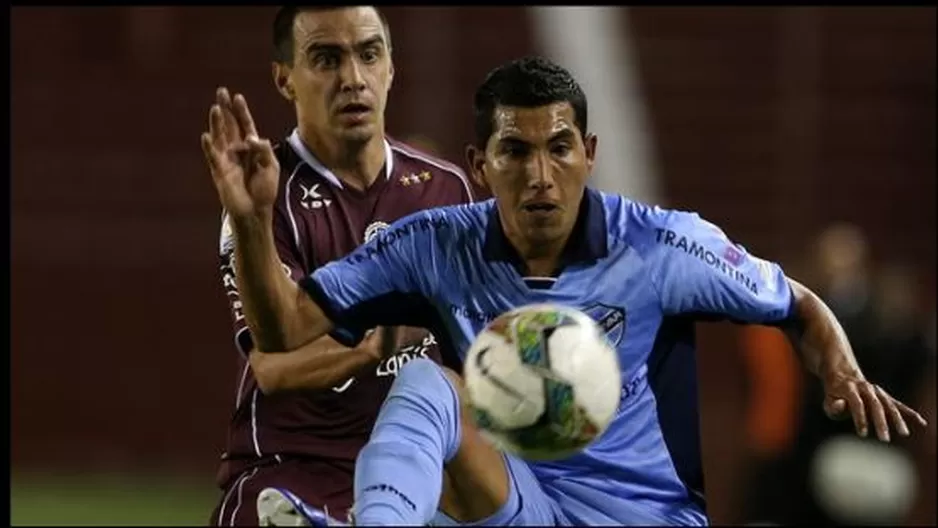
[{"xmin": 11, "ymin": 6, "xmax": 935, "ymax": 526}]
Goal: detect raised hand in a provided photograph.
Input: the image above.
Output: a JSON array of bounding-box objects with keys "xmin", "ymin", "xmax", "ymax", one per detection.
[
  {"xmin": 201, "ymin": 87, "xmax": 279, "ymax": 219},
  {"xmin": 823, "ymin": 372, "xmax": 928, "ymax": 442}
]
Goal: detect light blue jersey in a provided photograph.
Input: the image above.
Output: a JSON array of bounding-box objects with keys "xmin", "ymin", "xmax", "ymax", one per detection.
[{"xmin": 300, "ymin": 188, "xmax": 793, "ymax": 524}]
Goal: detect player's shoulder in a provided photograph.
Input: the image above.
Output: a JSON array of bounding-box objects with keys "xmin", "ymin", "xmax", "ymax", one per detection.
[
  {"xmin": 377, "ymin": 198, "xmax": 492, "ymax": 249},
  {"xmin": 598, "ymin": 190, "xmax": 706, "ymax": 249},
  {"xmin": 388, "ymin": 138, "xmax": 474, "ymax": 200},
  {"xmin": 388, "ymin": 137, "xmax": 466, "ymax": 179},
  {"xmin": 389, "ymin": 198, "xmax": 491, "ymax": 232}
]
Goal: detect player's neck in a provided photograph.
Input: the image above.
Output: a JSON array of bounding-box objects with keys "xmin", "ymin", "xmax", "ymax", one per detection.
[
  {"xmin": 501, "ymin": 208, "xmax": 581, "ymax": 277},
  {"xmin": 523, "ymin": 256, "xmax": 563, "ymax": 278},
  {"xmin": 298, "ymin": 128, "xmax": 387, "ymax": 192},
  {"xmin": 506, "ymin": 231, "xmax": 573, "ymax": 278}
]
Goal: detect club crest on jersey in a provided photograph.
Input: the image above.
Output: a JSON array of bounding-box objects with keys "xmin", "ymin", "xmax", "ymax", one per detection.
[
  {"xmin": 400, "ymin": 171, "xmax": 431, "ymax": 186},
  {"xmin": 364, "ymin": 221, "xmax": 390, "ymax": 243},
  {"xmin": 299, "ymin": 183, "xmax": 332, "ymax": 210},
  {"xmin": 584, "ymin": 303, "xmax": 627, "ymax": 346}
]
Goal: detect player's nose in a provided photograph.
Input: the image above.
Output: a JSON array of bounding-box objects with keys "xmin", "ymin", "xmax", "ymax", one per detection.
[
  {"xmin": 339, "ymin": 57, "xmax": 367, "ymax": 92},
  {"xmin": 524, "ymin": 152, "xmax": 556, "ymax": 190}
]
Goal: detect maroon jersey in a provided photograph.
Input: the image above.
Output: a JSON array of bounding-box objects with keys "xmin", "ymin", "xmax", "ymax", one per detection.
[{"xmin": 216, "ymin": 130, "xmax": 473, "ymax": 507}]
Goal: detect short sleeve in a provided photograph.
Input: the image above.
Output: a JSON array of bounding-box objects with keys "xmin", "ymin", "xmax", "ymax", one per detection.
[
  {"xmin": 299, "ymin": 211, "xmax": 447, "ymax": 347},
  {"xmin": 642, "ymin": 210, "xmax": 794, "ymax": 324}
]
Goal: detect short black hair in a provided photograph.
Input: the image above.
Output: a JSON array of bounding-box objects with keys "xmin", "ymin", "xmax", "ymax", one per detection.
[
  {"xmin": 272, "ymin": 6, "xmax": 392, "ymax": 64},
  {"xmin": 473, "ymin": 56, "xmax": 588, "ymax": 147}
]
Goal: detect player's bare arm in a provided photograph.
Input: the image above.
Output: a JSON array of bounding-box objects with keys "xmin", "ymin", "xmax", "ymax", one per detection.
[
  {"xmin": 202, "ymin": 87, "xmax": 332, "ymax": 351},
  {"xmin": 784, "ymin": 278, "xmax": 928, "ymax": 441},
  {"xmin": 250, "ymin": 335, "xmax": 378, "ymax": 394},
  {"xmin": 250, "ymin": 328, "xmax": 408, "ymax": 394}
]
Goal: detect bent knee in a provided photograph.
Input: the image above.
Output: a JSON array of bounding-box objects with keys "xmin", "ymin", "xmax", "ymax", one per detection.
[
  {"xmin": 440, "ymin": 366, "xmax": 465, "ymax": 390},
  {"xmin": 395, "ymin": 357, "xmax": 445, "ymax": 385},
  {"xmin": 397, "ymin": 358, "xmax": 463, "ymax": 388},
  {"xmin": 392, "ymin": 358, "xmax": 461, "ymax": 402}
]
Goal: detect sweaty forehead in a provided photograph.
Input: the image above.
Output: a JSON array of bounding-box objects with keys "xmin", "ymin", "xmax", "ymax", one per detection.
[
  {"xmin": 492, "ymin": 102, "xmax": 577, "ymax": 142},
  {"xmin": 293, "ymin": 7, "xmax": 385, "ymax": 48}
]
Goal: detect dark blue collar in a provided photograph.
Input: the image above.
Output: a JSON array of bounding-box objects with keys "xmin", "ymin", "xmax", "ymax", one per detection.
[{"xmin": 482, "ymin": 187, "xmax": 608, "ymax": 274}]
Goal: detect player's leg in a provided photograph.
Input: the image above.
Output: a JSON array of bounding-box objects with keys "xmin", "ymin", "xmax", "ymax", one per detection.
[
  {"xmin": 256, "ymin": 487, "xmax": 339, "ymax": 526},
  {"xmin": 436, "ymin": 368, "xmax": 566, "ymax": 524},
  {"xmin": 210, "ymin": 460, "xmax": 336, "ymax": 527},
  {"xmin": 352, "ymin": 358, "xmax": 566, "ymax": 526},
  {"xmin": 211, "ymin": 465, "xmax": 271, "ymax": 526},
  {"xmin": 432, "ymin": 453, "xmax": 567, "ymax": 526}
]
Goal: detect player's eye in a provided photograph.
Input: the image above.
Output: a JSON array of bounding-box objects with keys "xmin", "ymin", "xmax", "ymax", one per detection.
[
  {"xmin": 501, "ymin": 143, "xmax": 529, "ymax": 158},
  {"xmin": 313, "ymin": 52, "xmax": 340, "ymax": 69},
  {"xmin": 360, "ymin": 48, "xmax": 380, "ymax": 64},
  {"xmin": 551, "ymin": 143, "xmax": 572, "ymax": 157}
]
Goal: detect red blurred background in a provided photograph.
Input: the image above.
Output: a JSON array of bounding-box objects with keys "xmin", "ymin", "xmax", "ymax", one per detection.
[{"xmin": 11, "ymin": 6, "xmax": 935, "ymax": 524}]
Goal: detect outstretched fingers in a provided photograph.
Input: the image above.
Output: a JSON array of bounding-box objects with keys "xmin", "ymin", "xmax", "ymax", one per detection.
[
  {"xmin": 893, "ymin": 397, "xmax": 928, "ymax": 428},
  {"xmin": 200, "ymin": 132, "xmax": 219, "ymax": 173},
  {"xmin": 208, "ymin": 104, "xmax": 227, "ymax": 151},
  {"xmin": 203, "ymin": 102, "xmax": 230, "ymax": 176},
  {"xmin": 216, "ymin": 87, "xmax": 242, "ymax": 144},
  {"xmin": 232, "ymin": 93, "xmax": 260, "ymax": 140}
]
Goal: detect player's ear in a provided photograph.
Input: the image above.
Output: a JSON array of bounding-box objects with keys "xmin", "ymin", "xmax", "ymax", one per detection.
[
  {"xmin": 583, "ymin": 133, "xmax": 597, "ymax": 172},
  {"xmin": 272, "ymin": 61, "xmax": 295, "ymax": 102},
  {"xmin": 465, "ymin": 144, "xmax": 489, "ymax": 191}
]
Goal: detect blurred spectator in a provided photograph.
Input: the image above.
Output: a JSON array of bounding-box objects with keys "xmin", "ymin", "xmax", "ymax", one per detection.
[
  {"xmin": 815, "ymin": 223, "xmax": 872, "ymax": 320},
  {"xmin": 743, "ymin": 224, "xmax": 934, "ymax": 525}
]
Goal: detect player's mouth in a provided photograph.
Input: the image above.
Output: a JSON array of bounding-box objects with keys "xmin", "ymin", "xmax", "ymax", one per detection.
[
  {"xmin": 521, "ymin": 201, "xmax": 560, "ymax": 216},
  {"xmin": 337, "ymin": 103, "xmax": 373, "ymax": 122}
]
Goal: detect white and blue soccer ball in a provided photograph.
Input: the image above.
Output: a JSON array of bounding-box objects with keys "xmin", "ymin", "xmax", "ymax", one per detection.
[{"xmin": 463, "ymin": 303, "xmax": 622, "ymax": 461}]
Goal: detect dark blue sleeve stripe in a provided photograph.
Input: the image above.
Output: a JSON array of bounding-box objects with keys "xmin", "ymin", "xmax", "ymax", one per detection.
[
  {"xmin": 298, "ymin": 275, "xmax": 369, "ymax": 347},
  {"xmin": 298, "ymin": 275, "xmax": 342, "ymax": 322},
  {"xmin": 297, "ymin": 275, "xmax": 458, "ymax": 357}
]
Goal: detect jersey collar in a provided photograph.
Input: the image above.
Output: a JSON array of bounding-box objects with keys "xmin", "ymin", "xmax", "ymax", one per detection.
[
  {"xmin": 286, "ymin": 128, "xmax": 394, "ymax": 189},
  {"xmin": 482, "ymin": 187, "xmax": 609, "ymax": 272}
]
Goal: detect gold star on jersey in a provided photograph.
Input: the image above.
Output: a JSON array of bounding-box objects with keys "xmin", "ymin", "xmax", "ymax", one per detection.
[{"xmin": 400, "ymin": 171, "xmax": 432, "ymax": 186}]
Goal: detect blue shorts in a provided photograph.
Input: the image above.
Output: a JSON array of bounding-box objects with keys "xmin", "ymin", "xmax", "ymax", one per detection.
[
  {"xmin": 430, "ymin": 454, "xmax": 708, "ymax": 526},
  {"xmin": 431, "ymin": 454, "xmax": 569, "ymax": 526}
]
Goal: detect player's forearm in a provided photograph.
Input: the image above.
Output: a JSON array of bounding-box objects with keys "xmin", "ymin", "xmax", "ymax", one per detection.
[
  {"xmin": 232, "ymin": 214, "xmax": 328, "ymax": 351},
  {"xmin": 250, "ymin": 337, "xmax": 378, "ymax": 394},
  {"xmin": 784, "ymin": 278, "xmax": 863, "ymax": 382}
]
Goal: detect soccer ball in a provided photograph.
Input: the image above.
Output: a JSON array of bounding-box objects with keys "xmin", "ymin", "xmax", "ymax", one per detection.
[{"xmin": 463, "ymin": 303, "xmax": 622, "ymax": 461}]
